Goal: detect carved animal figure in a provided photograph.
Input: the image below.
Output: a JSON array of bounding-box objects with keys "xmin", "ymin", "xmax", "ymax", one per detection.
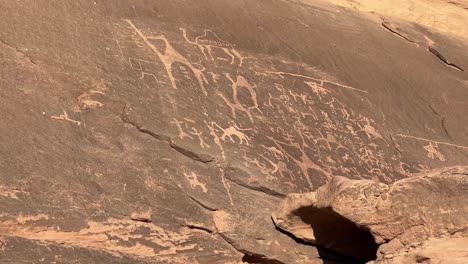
[
  {"xmin": 125, "ymin": 20, "xmax": 208, "ymax": 95},
  {"xmin": 180, "ymin": 28, "xmax": 244, "ymax": 66}
]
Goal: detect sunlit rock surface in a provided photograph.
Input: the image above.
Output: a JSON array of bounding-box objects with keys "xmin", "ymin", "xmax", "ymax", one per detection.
[
  {"xmin": 273, "ymin": 167, "xmax": 468, "ymax": 262},
  {"xmin": 0, "ymin": 0, "xmax": 467, "ymax": 263}
]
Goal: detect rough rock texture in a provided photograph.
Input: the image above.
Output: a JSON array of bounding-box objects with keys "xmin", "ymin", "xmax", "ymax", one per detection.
[
  {"xmin": 372, "ymin": 236, "xmax": 468, "ymax": 264},
  {"xmin": 0, "ymin": 0, "xmax": 467, "ymax": 263},
  {"xmin": 325, "ymin": 0, "xmax": 468, "ymax": 40},
  {"xmin": 273, "ymin": 167, "xmax": 468, "ymax": 262}
]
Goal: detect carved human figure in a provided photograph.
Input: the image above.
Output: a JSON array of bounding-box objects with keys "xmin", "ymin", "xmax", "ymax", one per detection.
[{"xmin": 217, "ymin": 74, "xmax": 263, "ymax": 123}]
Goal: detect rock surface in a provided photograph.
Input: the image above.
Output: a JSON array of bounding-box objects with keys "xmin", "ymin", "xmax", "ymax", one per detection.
[
  {"xmin": 273, "ymin": 167, "xmax": 468, "ymax": 262},
  {"xmin": 371, "ymin": 236, "xmax": 468, "ymax": 264},
  {"xmin": 0, "ymin": 0, "xmax": 467, "ymax": 263},
  {"xmin": 325, "ymin": 0, "xmax": 468, "ymax": 40}
]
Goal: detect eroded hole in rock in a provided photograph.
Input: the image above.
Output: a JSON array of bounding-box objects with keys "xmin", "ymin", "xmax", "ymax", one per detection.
[
  {"xmin": 275, "ymin": 225, "xmax": 369, "ymax": 264},
  {"xmin": 293, "ymin": 206, "xmax": 379, "ymax": 262}
]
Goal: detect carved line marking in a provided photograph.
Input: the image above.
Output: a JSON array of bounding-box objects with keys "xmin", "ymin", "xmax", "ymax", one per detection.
[
  {"xmin": 190, "ymin": 128, "xmax": 210, "ymax": 149},
  {"xmin": 211, "ymin": 122, "xmax": 252, "ymax": 146},
  {"xmin": 217, "ymin": 74, "xmax": 262, "ymax": 123},
  {"xmin": 221, "ymin": 126, "xmax": 250, "ymax": 146},
  {"xmin": 305, "ymin": 81, "xmax": 330, "ymax": 99},
  {"xmin": 424, "ymin": 143, "xmax": 446, "ymax": 161},
  {"xmin": 170, "ymin": 118, "xmax": 194, "ymax": 140},
  {"xmin": 75, "ymin": 79, "xmax": 110, "ymax": 112},
  {"xmin": 265, "ymin": 71, "xmax": 368, "ymax": 93},
  {"xmin": 51, "ymin": 110, "xmax": 81, "ymax": 126},
  {"xmin": 266, "ymin": 135, "xmax": 331, "ymax": 190},
  {"xmin": 110, "ymin": 29, "xmax": 125, "ymax": 60},
  {"xmin": 396, "ymin": 134, "xmax": 468, "ymax": 150},
  {"xmin": 183, "ymin": 172, "xmax": 208, "ymax": 193},
  {"xmin": 0, "ymin": 185, "xmax": 21, "ymax": 199},
  {"xmin": 180, "ymin": 28, "xmax": 244, "ymax": 66},
  {"xmin": 124, "ymin": 19, "xmax": 208, "ymax": 95},
  {"xmin": 129, "ymin": 58, "xmax": 164, "ymax": 83},
  {"xmin": 169, "ymin": 119, "xmax": 210, "ymax": 149}
]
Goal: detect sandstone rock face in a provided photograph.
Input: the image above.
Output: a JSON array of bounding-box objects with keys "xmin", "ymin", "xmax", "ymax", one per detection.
[
  {"xmin": 324, "ymin": 0, "xmax": 468, "ymax": 40},
  {"xmin": 273, "ymin": 167, "xmax": 468, "ymax": 262},
  {"xmin": 0, "ymin": 0, "xmax": 467, "ymax": 263},
  {"xmin": 373, "ymin": 236, "xmax": 468, "ymax": 264}
]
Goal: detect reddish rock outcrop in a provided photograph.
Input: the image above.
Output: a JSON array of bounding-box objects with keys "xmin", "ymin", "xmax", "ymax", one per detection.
[
  {"xmin": 273, "ymin": 167, "xmax": 468, "ymax": 262},
  {"xmin": 0, "ymin": 0, "xmax": 467, "ymax": 263}
]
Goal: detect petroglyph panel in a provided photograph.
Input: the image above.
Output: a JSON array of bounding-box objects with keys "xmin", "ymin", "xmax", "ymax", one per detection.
[
  {"xmin": 3, "ymin": 1, "xmax": 468, "ymax": 263},
  {"xmin": 116, "ymin": 14, "xmax": 467, "ymax": 195},
  {"xmin": 117, "ymin": 19, "xmax": 415, "ymax": 193}
]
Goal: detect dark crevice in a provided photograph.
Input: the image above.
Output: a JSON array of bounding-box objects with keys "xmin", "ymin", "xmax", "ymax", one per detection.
[
  {"xmin": 428, "ymin": 104, "xmax": 440, "ymax": 116},
  {"xmin": 405, "ymin": 84, "xmax": 450, "ymax": 141},
  {"xmin": 130, "ymin": 217, "xmax": 152, "ymax": 223},
  {"xmin": 416, "ymin": 255, "xmax": 431, "ymax": 263},
  {"xmin": 188, "ymin": 196, "xmax": 218, "ymax": 212},
  {"xmin": 275, "ymin": 206, "xmax": 378, "ymax": 263},
  {"xmin": 122, "ymin": 105, "xmax": 288, "ymax": 200},
  {"xmin": 185, "ymin": 224, "xmax": 214, "ymax": 234},
  {"xmin": 218, "ymin": 233, "xmax": 239, "ymax": 251},
  {"xmin": 217, "ymin": 233, "xmax": 285, "ymax": 264},
  {"xmin": 273, "ymin": 224, "xmax": 316, "ymax": 246},
  {"xmin": 381, "ymin": 22, "xmax": 417, "ymax": 45},
  {"xmin": 120, "ymin": 105, "xmax": 215, "ymax": 163},
  {"xmin": 169, "ymin": 142, "xmax": 215, "ymax": 163},
  {"xmin": 273, "ymin": 223, "xmax": 363, "ymax": 263},
  {"xmin": 224, "ymin": 174, "xmax": 286, "ymax": 198},
  {"xmin": 390, "ymin": 135, "xmax": 403, "ymax": 155},
  {"xmin": 428, "ymin": 104, "xmax": 451, "ymax": 139},
  {"xmin": 447, "ymin": 1, "xmax": 468, "ymax": 9},
  {"xmin": 428, "ymin": 46, "xmax": 464, "ymax": 71},
  {"xmin": 242, "ymin": 253, "xmax": 285, "ymax": 264},
  {"xmin": 441, "ymin": 117, "xmax": 451, "ymax": 139}
]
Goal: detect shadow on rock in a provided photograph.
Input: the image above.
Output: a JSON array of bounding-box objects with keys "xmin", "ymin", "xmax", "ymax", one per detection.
[{"xmin": 292, "ymin": 205, "xmax": 378, "ymax": 263}]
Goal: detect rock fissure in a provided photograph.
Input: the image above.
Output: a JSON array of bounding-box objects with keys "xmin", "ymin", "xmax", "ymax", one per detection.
[
  {"xmin": 390, "ymin": 135, "xmax": 403, "ymax": 155},
  {"xmin": 381, "ymin": 22, "xmax": 417, "ymax": 45},
  {"xmin": 121, "ymin": 105, "xmax": 286, "ymax": 201},
  {"xmin": 184, "ymin": 224, "xmax": 214, "ymax": 234},
  {"xmin": 217, "ymin": 233, "xmax": 286, "ymax": 264},
  {"xmin": 428, "ymin": 46, "xmax": 464, "ymax": 71},
  {"xmin": 188, "ymin": 196, "xmax": 219, "ymax": 212},
  {"xmin": 223, "ymin": 174, "xmax": 286, "ymax": 198},
  {"xmin": 0, "ymin": 39, "xmax": 38, "ymax": 66},
  {"xmin": 441, "ymin": 117, "xmax": 451, "ymax": 139},
  {"xmin": 428, "ymin": 104, "xmax": 451, "ymax": 139},
  {"xmin": 130, "ymin": 217, "xmax": 152, "ymax": 223},
  {"xmin": 120, "ymin": 106, "xmax": 215, "ymax": 164}
]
